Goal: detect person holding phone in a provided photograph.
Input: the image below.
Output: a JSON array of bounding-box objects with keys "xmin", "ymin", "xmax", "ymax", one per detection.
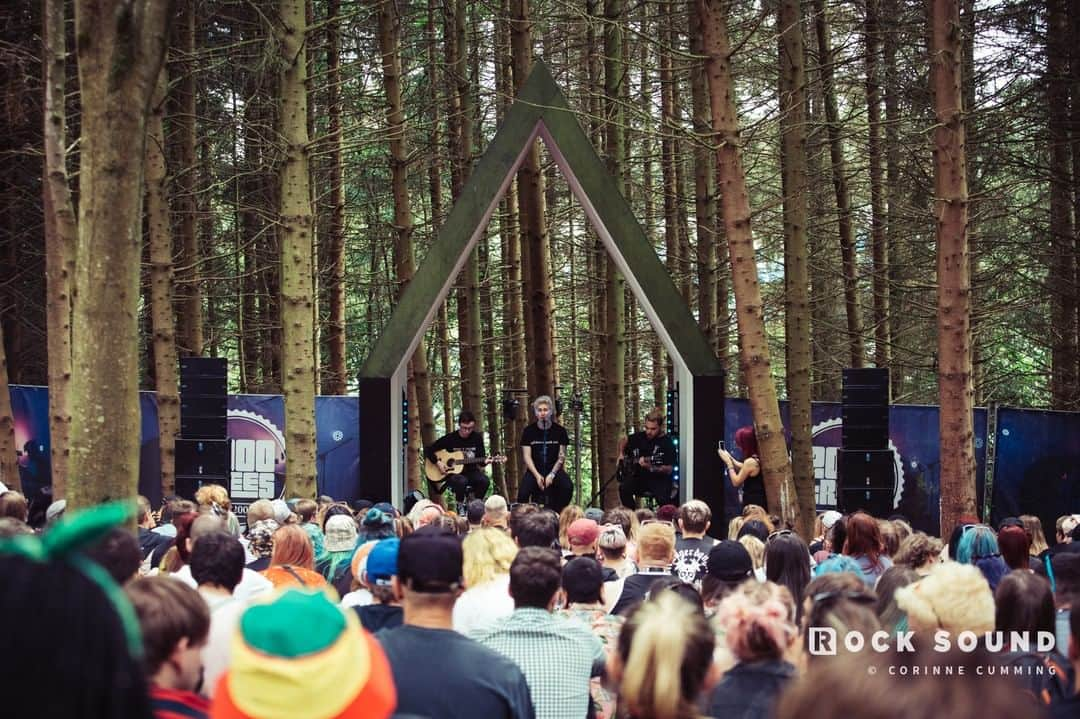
[
  {"xmin": 718, "ymin": 425, "xmax": 767, "ymax": 511},
  {"xmin": 617, "ymin": 409, "xmax": 677, "ymax": 508}
]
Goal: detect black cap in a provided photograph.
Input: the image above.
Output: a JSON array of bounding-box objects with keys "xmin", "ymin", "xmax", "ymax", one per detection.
[
  {"xmin": 397, "ymin": 530, "xmax": 463, "ymax": 592},
  {"xmin": 706, "ymin": 540, "xmax": 754, "ymax": 582}
]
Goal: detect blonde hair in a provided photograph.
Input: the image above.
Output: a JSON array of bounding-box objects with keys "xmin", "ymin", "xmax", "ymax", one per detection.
[
  {"xmin": 1020, "ymin": 514, "xmax": 1048, "ymax": 555},
  {"xmin": 727, "ymin": 516, "xmax": 745, "ymax": 540},
  {"xmin": 741, "ymin": 505, "xmax": 774, "ymax": 533},
  {"xmin": 463, "ymin": 528, "xmax": 519, "ymax": 587},
  {"xmin": 895, "ymin": 561, "xmax": 994, "ymax": 636},
  {"xmin": 558, "ymin": 505, "xmax": 585, "ymax": 551},
  {"xmin": 619, "ymin": 592, "xmax": 714, "ymax": 719},
  {"xmin": 715, "ymin": 581, "xmax": 796, "ymax": 663},
  {"xmin": 194, "ymin": 483, "xmax": 231, "ymax": 512},
  {"xmin": 739, "ymin": 535, "xmax": 765, "ymax": 570},
  {"xmin": 637, "ymin": 522, "xmax": 676, "ymax": 563}
]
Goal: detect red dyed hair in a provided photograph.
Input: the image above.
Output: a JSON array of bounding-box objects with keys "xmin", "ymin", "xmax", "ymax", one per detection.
[
  {"xmin": 842, "ymin": 511, "xmax": 883, "ymax": 568},
  {"xmin": 997, "ymin": 526, "xmax": 1031, "ymax": 571},
  {"xmin": 734, "ymin": 426, "xmax": 759, "ymax": 458},
  {"xmin": 270, "ymin": 524, "xmax": 315, "ymax": 570}
]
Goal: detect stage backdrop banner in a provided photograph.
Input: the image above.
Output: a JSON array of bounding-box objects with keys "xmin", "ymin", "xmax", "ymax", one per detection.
[
  {"xmin": 8, "ymin": 386, "xmax": 363, "ymax": 511},
  {"xmin": 991, "ymin": 406, "xmax": 1080, "ymax": 538},
  {"xmin": 723, "ymin": 399, "xmax": 988, "ymax": 535}
]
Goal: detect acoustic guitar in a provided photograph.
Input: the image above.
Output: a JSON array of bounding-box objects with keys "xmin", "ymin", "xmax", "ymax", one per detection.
[{"xmin": 424, "ymin": 449, "xmax": 507, "ymax": 485}]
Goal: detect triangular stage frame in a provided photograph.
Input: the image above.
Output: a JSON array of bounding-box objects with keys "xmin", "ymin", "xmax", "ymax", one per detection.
[{"xmin": 358, "ymin": 61, "xmax": 727, "ymax": 514}]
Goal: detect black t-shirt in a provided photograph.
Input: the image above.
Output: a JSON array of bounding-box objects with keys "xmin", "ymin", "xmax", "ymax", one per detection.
[
  {"xmin": 611, "ymin": 569, "xmax": 674, "ymax": 616},
  {"xmin": 425, "ymin": 430, "xmax": 487, "ymax": 465},
  {"xmin": 354, "ymin": 604, "xmax": 403, "ymax": 633},
  {"xmin": 376, "ymin": 625, "xmax": 535, "ymax": 719},
  {"xmin": 624, "ymin": 431, "xmax": 677, "ymax": 482},
  {"xmin": 673, "ymin": 535, "xmax": 716, "ymax": 583},
  {"xmin": 520, "ymin": 422, "xmax": 569, "ymax": 476}
]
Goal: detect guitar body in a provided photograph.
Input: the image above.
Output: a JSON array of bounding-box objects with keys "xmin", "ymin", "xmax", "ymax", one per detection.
[{"xmin": 424, "ymin": 449, "xmax": 507, "ymax": 485}]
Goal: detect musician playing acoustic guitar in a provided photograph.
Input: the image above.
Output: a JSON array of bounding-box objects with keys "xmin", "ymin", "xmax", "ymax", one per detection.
[{"xmin": 423, "ymin": 410, "xmax": 492, "ymax": 503}]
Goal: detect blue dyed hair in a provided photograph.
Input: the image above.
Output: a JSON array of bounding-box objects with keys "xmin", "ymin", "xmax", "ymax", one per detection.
[
  {"xmin": 813, "ymin": 554, "xmax": 865, "ymax": 580},
  {"xmin": 955, "ymin": 525, "xmax": 999, "ymax": 565}
]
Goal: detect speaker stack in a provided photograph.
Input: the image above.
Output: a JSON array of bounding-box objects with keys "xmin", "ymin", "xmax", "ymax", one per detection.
[
  {"xmin": 175, "ymin": 358, "xmax": 229, "ymax": 499},
  {"xmin": 839, "ymin": 368, "xmax": 894, "ymax": 517}
]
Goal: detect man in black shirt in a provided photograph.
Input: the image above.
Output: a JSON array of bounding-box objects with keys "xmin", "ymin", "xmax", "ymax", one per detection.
[
  {"xmin": 618, "ymin": 409, "xmax": 677, "ymax": 508},
  {"xmin": 517, "ymin": 395, "xmax": 573, "ymax": 512},
  {"xmin": 424, "ymin": 410, "xmax": 491, "ymax": 504}
]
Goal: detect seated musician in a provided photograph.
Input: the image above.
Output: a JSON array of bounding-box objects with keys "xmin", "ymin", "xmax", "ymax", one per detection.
[
  {"xmin": 423, "ymin": 410, "xmax": 491, "ymax": 504},
  {"xmin": 618, "ymin": 408, "xmax": 676, "ymax": 508}
]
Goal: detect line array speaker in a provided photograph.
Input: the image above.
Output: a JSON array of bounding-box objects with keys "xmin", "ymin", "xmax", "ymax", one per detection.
[{"xmin": 841, "ymin": 367, "xmax": 889, "ymax": 450}]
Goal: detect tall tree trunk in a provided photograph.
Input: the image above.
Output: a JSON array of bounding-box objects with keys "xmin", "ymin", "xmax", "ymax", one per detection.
[
  {"xmin": 690, "ymin": 0, "xmax": 718, "ymax": 349},
  {"xmin": 511, "ymin": 0, "xmax": 556, "ymax": 398},
  {"xmin": 866, "ymin": 0, "xmax": 891, "ymax": 374},
  {"xmin": 146, "ymin": 69, "xmax": 181, "ymax": 497},
  {"xmin": 882, "ymin": 0, "xmax": 904, "ymax": 398},
  {"xmin": 930, "ymin": 0, "xmax": 977, "ymax": 536},
  {"xmin": 701, "ymin": 0, "xmax": 798, "ymax": 526},
  {"xmin": 1048, "ymin": 0, "xmax": 1076, "ymax": 409},
  {"xmin": 70, "ymin": 0, "xmax": 170, "ymax": 509},
  {"xmin": 0, "ymin": 317, "xmax": 16, "ymax": 490},
  {"xmin": 278, "ymin": 0, "xmax": 317, "ymax": 499},
  {"xmin": 813, "ymin": 0, "xmax": 864, "ymax": 369},
  {"xmin": 171, "ymin": 0, "xmax": 203, "ymax": 357},
  {"xmin": 601, "ymin": 0, "xmax": 627, "ymax": 509},
  {"xmin": 43, "ymin": 0, "xmax": 76, "ymax": 498},
  {"xmin": 778, "ymin": 0, "xmax": 814, "ymax": 538},
  {"xmin": 322, "ymin": 0, "xmax": 347, "ymax": 395}
]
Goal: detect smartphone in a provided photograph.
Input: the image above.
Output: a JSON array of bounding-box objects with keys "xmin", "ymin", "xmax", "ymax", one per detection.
[{"xmin": 718, "ymin": 440, "xmax": 726, "ymax": 451}]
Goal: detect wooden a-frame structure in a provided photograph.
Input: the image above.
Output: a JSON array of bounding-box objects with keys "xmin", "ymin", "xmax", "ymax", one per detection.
[{"xmin": 358, "ymin": 61, "xmax": 726, "ymax": 513}]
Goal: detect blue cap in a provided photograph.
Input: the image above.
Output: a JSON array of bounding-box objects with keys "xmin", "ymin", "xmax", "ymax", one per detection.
[{"xmin": 365, "ymin": 537, "xmax": 400, "ymax": 585}]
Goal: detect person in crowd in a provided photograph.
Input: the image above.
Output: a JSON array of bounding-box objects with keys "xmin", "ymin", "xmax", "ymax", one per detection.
[
  {"xmin": 765, "ymin": 530, "xmax": 812, "ymax": 623},
  {"xmin": 800, "ymin": 572, "xmax": 880, "ymax": 667},
  {"xmin": 483, "ymin": 495, "xmax": 511, "ymax": 531},
  {"xmin": 357, "ymin": 506, "xmax": 397, "ymax": 545},
  {"xmin": 242, "ymin": 499, "xmax": 275, "ymax": 531},
  {"xmin": 454, "ymin": 527, "xmax": 519, "ymax": 635},
  {"xmin": 560, "ymin": 556, "xmax": 624, "ymax": 719},
  {"xmin": 612, "ymin": 592, "xmax": 716, "ymax": 719},
  {"xmin": 808, "ymin": 510, "xmax": 841, "ymax": 555},
  {"xmin": 738, "ymin": 516, "xmax": 772, "ymax": 542},
  {"xmin": 585, "ymin": 507, "xmax": 605, "ymax": 523},
  {"xmin": 172, "ymin": 515, "xmax": 272, "ymax": 602},
  {"xmin": 656, "ymin": 504, "xmax": 679, "ymax": 524},
  {"xmin": 320, "ymin": 513, "xmax": 358, "ymax": 596},
  {"xmin": 598, "ymin": 523, "xmax": 635, "ymax": 584},
  {"xmin": 719, "ymin": 426, "xmax": 766, "ymax": 511},
  {"xmin": 424, "ymin": 410, "xmax": 493, "ymax": 504},
  {"xmin": 155, "ymin": 511, "xmax": 199, "ymax": 574},
  {"xmin": 878, "ymin": 519, "xmax": 899, "ymax": 558},
  {"xmin": 739, "ymin": 534, "xmax": 767, "ymax": 581},
  {"xmin": 517, "ymin": 395, "xmax": 573, "ymax": 512},
  {"xmin": 634, "ymin": 507, "xmax": 656, "ymax": 526},
  {"xmin": 341, "ymin": 539, "xmax": 379, "ymax": 608},
  {"xmin": 243, "ymin": 518, "xmax": 278, "ymax": 572},
  {"xmin": 998, "ymin": 520, "xmax": 1036, "ymax": 571},
  {"xmin": 355, "ymin": 537, "xmax": 403, "ymax": 633},
  {"xmin": 1052, "ymin": 606, "xmax": 1080, "ymax": 718},
  {"xmin": 294, "ymin": 498, "xmax": 326, "ymax": 562},
  {"xmin": 149, "ymin": 501, "xmax": 195, "ymax": 564},
  {"xmin": 270, "ymin": 498, "xmax": 293, "ymax": 526},
  {"xmin": 260, "ymin": 524, "xmax": 327, "ymax": 590},
  {"xmin": 672, "ymin": 499, "xmax": 716, "ymax": 584},
  {"xmin": 618, "ymin": 409, "xmax": 678, "ymax": 508},
  {"xmin": 1048, "ymin": 553, "xmax": 1080, "ymax": 656},
  {"xmin": 701, "ymin": 540, "xmax": 755, "ymax": 611},
  {"xmin": 1021, "ymin": 514, "xmax": 1050, "ymax": 559},
  {"xmin": 565, "ymin": 517, "xmax": 601, "ymax": 560},
  {"xmin": 0, "ymin": 489, "xmax": 28, "ymax": 522},
  {"xmin": 708, "ymin": 580, "xmax": 798, "ymax": 719},
  {"xmin": 994, "ymin": 570, "xmax": 1072, "ymax": 705},
  {"xmin": 512, "ymin": 509, "xmax": 559, "ymax": 549},
  {"xmin": 0, "ymin": 515, "xmax": 32, "ymax": 537},
  {"xmin": 474, "ymin": 547, "xmax": 604, "ymax": 719},
  {"xmin": 728, "ymin": 515, "xmax": 746, "ymax": 540},
  {"xmin": 812, "ymin": 554, "xmax": 866, "ymax": 579},
  {"xmin": 896, "ymin": 561, "xmax": 995, "ymax": 643},
  {"xmin": 955, "ymin": 523, "xmax": 1010, "ymax": 591},
  {"xmin": 813, "ymin": 513, "xmax": 847, "ymax": 565},
  {"xmin": 84, "ymin": 526, "xmax": 143, "ymax": 584},
  {"xmin": 214, "ymin": 589, "xmax": 396, "ymax": 719},
  {"xmin": 1, "ymin": 502, "xmax": 155, "ymax": 718},
  {"xmin": 890, "ymin": 516, "xmax": 913, "ymax": 547},
  {"xmin": 609, "ymin": 521, "xmax": 676, "ymax": 615},
  {"xmin": 466, "ymin": 499, "xmax": 487, "ymax": 532},
  {"xmin": 602, "ymin": 506, "xmax": 639, "ymax": 562},
  {"xmin": 188, "ymin": 531, "xmax": 246, "ymax": 699},
  {"xmin": 558, "ymin": 505, "xmax": 585, "ymax": 552},
  {"xmin": 375, "ymin": 530, "xmax": 534, "ymax": 719},
  {"xmin": 193, "ymin": 484, "xmax": 241, "ymax": 537},
  {"xmin": 842, "ymin": 511, "xmax": 893, "ymax": 587},
  {"xmin": 45, "ymin": 497, "xmax": 67, "ymax": 526},
  {"xmin": 125, "ymin": 577, "xmax": 211, "ymax": 719},
  {"xmin": 874, "ymin": 565, "xmax": 920, "ymax": 635},
  {"xmin": 1050, "ymin": 514, "xmax": 1080, "ymax": 558},
  {"xmin": 892, "ymin": 531, "xmax": 943, "ymax": 575},
  {"xmin": 136, "ymin": 495, "xmax": 168, "ymax": 559}
]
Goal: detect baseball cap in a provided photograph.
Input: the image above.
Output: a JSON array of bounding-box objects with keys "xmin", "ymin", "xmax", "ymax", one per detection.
[
  {"xmin": 364, "ymin": 538, "xmax": 400, "ymax": 586},
  {"xmin": 584, "ymin": 507, "xmax": 604, "ymax": 523},
  {"xmin": 324, "ymin": 514, "xmax": 358, "ymax": 553},
  {"xmin": 373, "ymin": 502, "xmax": 397, "ymax": 518},
  {"xmin": 397, "ymin": 531, "xmax": 463, "ymax": 592},
  {"xmin": 705, "ymin": 540, "xmax": 753, "ymax": 582},
  {"xmin": 597, "ymin": 524, "xmax": 627, "ymax": 550},
  {"xmin": 567, "ymin": 518, "xmax": 600, "ymax": 547},
  {"xmin": 820, "ymin": 510, "xmax": 843, "ymax": 531}
]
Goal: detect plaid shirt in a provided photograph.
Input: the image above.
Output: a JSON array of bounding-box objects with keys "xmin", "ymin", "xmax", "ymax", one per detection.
[{"xmin": 475, "ymin": 607, "xmax": 605, "ymax": 719}]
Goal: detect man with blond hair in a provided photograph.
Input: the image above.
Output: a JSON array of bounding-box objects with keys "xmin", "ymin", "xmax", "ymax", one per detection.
[
  {"xmin": 609, "ymin": 521, "xmax": 675, "ymax": 615},
  {"xmin": 483, "ymin": 495, "xmax": 510, "ymax": 531},
  {"xmin": 673, "ymin": 500, "xmax": 715, "ymax": 583}
]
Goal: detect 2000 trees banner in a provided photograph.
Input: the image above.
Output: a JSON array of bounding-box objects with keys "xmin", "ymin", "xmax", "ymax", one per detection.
[
  {"xmin": 723, "ymin": 399, "xmax": 989, "ymax": 535},
  {"xmin": 10, "ymin": 386, "xmax": 360, "ymax": 519}
]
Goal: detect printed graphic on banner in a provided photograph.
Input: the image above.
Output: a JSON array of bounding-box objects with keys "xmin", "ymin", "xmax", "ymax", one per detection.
[
  {"xmin": 227, "ymin": 398, "xmax": 287, "ymax": 522},
  {"xmin": 810, "ymin": 417, "xmax": 904, "ymax": 510}
]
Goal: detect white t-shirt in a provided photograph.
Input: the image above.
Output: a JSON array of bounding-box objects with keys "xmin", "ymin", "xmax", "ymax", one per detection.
[
  {"xmin": 454, "ymin": 574, "xmax": 514, "ymax": 636},
  {"xmin": 198, "ymin": 590, "xmax": 247, "ymax": 698},
  {"xmin": 171, "ymin": 564, "xmax": 273, "ymax": 604}
]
